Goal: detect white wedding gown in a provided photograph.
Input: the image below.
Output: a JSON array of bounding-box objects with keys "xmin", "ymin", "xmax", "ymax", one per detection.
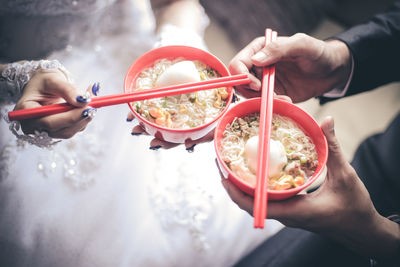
[{"xmin": 0, "ymin": 1, "xmax": 283, "ymax": 266}]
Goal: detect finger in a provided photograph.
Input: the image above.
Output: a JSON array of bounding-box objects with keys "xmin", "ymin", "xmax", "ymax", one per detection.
[
  {"xmin": 49, "ymin": 109, "xmax": 95, "ymax": 139},
  {"xmin": 126, "ymin": 111, "xmax": 135, "ymax": 122},
  {"xmin": 20, "ymin": 104, "xmax": 95, "ymax": 134},
  {"xmin": 149, "ymin": 138, "xmax": 180, "ymax": 150},
  {"xmin": 184, "ymin": 129, "xmax": 214, "ymax": 149},
  {"xmin": 47, "ymin": 78, "xmax": 97, "ymax": 107},
  {"xmin": 267, "ymin": 194, "xmax": 314, "ymax": 227},
  {"xmin": 274, "ymin": 93, "xmax": 293, "ymax": 103},
  {"xmin": 251, "ymin": 34, "xmax": 324, "ymax": 66},
  {"xmin": 320, "ymin": 116, "xmax": 348, "ymax": 173},
  {"xmin": 229, "ymin": 37, "xmax": 265, "ymax": 91},
  {"xmin": 131, "ymin": 125, "xmax": 147, "ymax": 136},
  {"xmin": 230, "ymin": 62, "xmax": 262, "ymax": 92}
]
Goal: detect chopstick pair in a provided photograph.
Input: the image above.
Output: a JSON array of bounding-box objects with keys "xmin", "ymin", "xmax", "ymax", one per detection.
[
  {"xmin": 253, "ymin": 29, "xmax": 278, "ymax": 228},
  {"xmin": 8, "ymin": 74, "xmax": 250, "ymax": 121}
]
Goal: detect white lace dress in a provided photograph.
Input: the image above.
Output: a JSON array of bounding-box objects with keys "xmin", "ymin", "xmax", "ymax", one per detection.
[{"xmin": 0, "ymin": 1, "xmax": 283, "ymax": 266}]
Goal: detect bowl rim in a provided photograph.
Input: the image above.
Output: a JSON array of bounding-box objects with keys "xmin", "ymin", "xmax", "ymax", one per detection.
[
  {"xmin": 123, "ymin": 45, "xmax": 234, "ymax": 134},
  {"xmin": 214, "ymin": 97, "xmax": 328, "ymax": 195}
]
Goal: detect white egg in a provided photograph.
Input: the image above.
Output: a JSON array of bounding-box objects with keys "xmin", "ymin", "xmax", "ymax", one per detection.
[
  {"xmin": 244, "ymin": 136, "xmax": 288, "ymax": 178},
  {"xmin": 155, "ymin": 60, "xmax": 201, "ymax": 88}
]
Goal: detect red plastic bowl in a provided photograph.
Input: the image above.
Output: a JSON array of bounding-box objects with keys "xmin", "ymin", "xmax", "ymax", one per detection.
[
  {"xmin": 214, "ymin": 98, "xmax": 328, "ymax": 200},
  {"xmin": 124, "ymin": 45, "xmax": 234, "ymax": 143}
]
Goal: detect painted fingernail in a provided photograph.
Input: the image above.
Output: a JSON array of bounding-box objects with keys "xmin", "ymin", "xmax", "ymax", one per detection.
[
  {"xmin": 127, "ymin": 117, "xmax": 133, "ymax": 122},
  {"xmin": 77, "ymin": 91, "xmax": 91, "ymax": 103},
  {"xmin": 232, "ymin": 93, "xmax": 239, "ymax": 103},
  {"xmin": 81, "ymin": 107, "xmax": 97, "ymax": 118},
  {"xmin": 91, "ymin": 82, "xmax": 100, "ymax": 96},
  {"xmin": 186, "ymin": 144, "xmax": 196, "ymax": 153},
  {"xmin": 149, "ymin": 145, "xmax": 162, "ymax": 150},
  {"xmin": 131, "ymin": 132, "xmax": 142, "ymax": 136}
]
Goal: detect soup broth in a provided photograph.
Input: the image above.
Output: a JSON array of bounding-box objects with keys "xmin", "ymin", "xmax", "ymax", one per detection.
[
  {"xmin": 221, "ymin": 113, "xmax": 318, "ymax": 190},
  {"xmin": 133, "ymin": 58, "xmax": 229, "ymax": 129}
]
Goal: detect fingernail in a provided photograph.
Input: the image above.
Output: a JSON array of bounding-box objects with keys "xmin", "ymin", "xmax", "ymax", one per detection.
[
  {"xmin": 126, "ymin": 117, "xmax": 133, "ymax": 122},
  {"xmin": 252, "ymin": 51, "xmax": 267, "ymax": 62},
  {"xmin": 149, "ymin": 145, "xmax": 162, "ymax": 150},
  {"xmin": 91, "ymin": 82, "xmax": 100, "ymax": 96},
  {"xmin": 186, "ymin": 144, "xmax": 196, "ymax": 153},
  {"xmin": 81, "ymin": 107, "xmax": 97, "ymax": 118},
  {"xmin": 131, "ymin": 132, "xmax": 142, "ymax": 136},
  {"xmin": 77, "ymin": 91, "xmax": 91, "ymax": 103},
  {"xmin": 232, "ymin": 93, "xmax": 239, "ymax": 103}
]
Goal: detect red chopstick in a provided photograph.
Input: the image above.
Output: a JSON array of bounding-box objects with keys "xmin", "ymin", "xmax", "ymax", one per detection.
[
  {"xmin": 253, "ymin": 29, "xmax": 278, "ymax": 228},
  {"xmin": 8, "ymin": 74, "xmax": 249, "ymax": 121}
]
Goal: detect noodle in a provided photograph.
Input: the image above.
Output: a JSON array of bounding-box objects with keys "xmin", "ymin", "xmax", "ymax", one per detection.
[
  {"xmin": 221, "ymin": 113, "xmax": 318, "ymax": 190},
  {"xmin": 132, "ymin": 58, "xmax": 229, "ymax": 129}
]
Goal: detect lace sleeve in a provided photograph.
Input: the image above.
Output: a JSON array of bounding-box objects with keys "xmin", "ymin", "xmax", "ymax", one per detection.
[
  {"xmin": 0, "ymin": 60, "xmax": 70, "ymax": 104},
  {"xmin": 1, "ymin": 60, "xmax": 71, "ymax": 149}
]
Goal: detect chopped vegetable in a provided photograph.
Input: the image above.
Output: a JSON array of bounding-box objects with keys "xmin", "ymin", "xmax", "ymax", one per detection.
[{"xmin": 294, "ymin": 176, "xmax": 305, "ymax": 187}]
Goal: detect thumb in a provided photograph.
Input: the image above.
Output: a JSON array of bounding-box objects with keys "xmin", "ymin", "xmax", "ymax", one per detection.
[{"xmin": 321, "ymin": 116, "xmax": 348, "ymax": 173}]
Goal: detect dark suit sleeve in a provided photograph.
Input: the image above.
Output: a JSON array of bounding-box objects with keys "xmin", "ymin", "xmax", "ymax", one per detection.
[{"xmin": 333, "ymin": 1, "xmax": 400, "ymax": 97}]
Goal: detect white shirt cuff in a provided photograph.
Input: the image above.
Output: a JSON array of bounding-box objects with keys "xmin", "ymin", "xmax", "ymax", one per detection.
[{"xmin": 322, "ymin": 55, "xmax": 354, "ymax": 98}]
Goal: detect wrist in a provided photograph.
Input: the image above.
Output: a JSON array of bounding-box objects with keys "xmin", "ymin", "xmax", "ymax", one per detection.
[
  {"xmin": 324, "ymin": 39, "xmax": 352, "ymax": 93},
  {"xmin": 371, "ymin": 214, "xmax": 400, "ymax": 261}
]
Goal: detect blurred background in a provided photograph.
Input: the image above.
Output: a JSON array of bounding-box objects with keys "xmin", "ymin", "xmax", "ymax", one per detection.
[{"xmin": 201, "ymin": 0, "xmax": 400, "ymax": 161}]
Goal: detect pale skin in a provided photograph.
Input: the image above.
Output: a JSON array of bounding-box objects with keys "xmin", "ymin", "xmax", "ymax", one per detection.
[
  {"xmin": 13, "ymin": 70, "xmax": 96, "ymax": 139},
  {"xmin": 3, "ymin": 0, "xmax": 201, "ymax": 139},
  {"xmin": 221, "ymin": 33, "xmax": 400, "ymax": 260}
]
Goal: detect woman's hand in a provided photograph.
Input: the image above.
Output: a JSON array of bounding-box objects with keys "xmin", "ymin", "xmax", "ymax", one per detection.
[
  {"xmin": 229, "ymin": 34, "xmax": 352, "ymax": 103},
  {"xmin": 219, "ymin": 116, "xmax": 400, "ymax": 259},
  {"xmin": 14, "ymin": 70, "xmax": 99, "ymax": 139},
  {"xmin": 127, "ymin": 111, "xmax": 214, "ymax": 151}
]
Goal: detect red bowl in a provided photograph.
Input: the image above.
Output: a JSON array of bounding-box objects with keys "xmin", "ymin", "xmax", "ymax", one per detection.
[
  {"xmin": 214, "ymin": 98, "xmax": 328, "ymax": 200},
  {"xmin": 123, "ymin": 45, "xmax": 234, "ymax": 143}
]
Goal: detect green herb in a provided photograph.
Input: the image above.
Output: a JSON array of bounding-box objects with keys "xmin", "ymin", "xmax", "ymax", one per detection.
[
  {"xmin": 135, "ymin": 103, "xmax": 141, "ymax": 113},
  {"xmin": 300, "ymin": 157, "xmax": 307, "ymax": 164}
]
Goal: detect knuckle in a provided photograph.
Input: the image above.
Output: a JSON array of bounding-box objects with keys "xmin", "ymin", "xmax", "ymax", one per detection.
[
  {"xmin": 266, "ymin": 41, "xmax": 279, "ymax": 53},
  {"xmin": 293, "ymin": 32, "xmax": 308, "ymax": 40},
  {"xmin": 254, "ymin": 36, "xmax": 264, "ymax": 43},
  {"xmin": 328, "ymin": 140, "xmax": 341, "ymax": 154}
]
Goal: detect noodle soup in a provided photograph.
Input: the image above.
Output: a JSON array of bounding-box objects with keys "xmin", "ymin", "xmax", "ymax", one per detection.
[
  {"xmin": 133, "ymin": 58, "xmax": 229, "ymax": 129},
  {"xmin": 221, "ymin": 112, "xmax": 318, "ymax": 191}
]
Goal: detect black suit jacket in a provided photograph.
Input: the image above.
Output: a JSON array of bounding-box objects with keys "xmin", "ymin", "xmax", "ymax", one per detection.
[{"xmin": 334, "ymin": 1, "xmax": 400, "ymax": 97}]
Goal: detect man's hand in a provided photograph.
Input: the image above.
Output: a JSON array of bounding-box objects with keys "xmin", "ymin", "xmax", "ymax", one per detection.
[{"xmin": 229, "ymin": 34, "xmax": 352, "ymax": 103}]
